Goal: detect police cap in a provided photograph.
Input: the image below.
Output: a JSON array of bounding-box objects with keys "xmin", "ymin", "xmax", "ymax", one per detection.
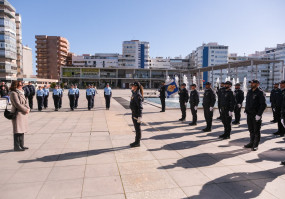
[
  {"xmin": 205, "ymin": 82, "xmax": 211, "ymax": 85},
  {"xmin": 225, "ymin": 81, "xmax": 232, "ymax": 86},
  {"xmin": 280, "ymin": 80, "xmax": 285, "ymax": 84},
  {"xmin": 249, "ymin": 79, "xmax": 259, "ymax": 84},
  {"xmin": 190, "ymin": 84, "xmax": 196, "ymax": 87},
  {"xmin": 235, "ymin": 83, "xmax": 241, "ymax": 86}
]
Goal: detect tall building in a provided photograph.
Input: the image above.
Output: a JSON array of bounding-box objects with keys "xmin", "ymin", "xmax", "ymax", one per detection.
[
  {"xmin": 35, "ymin": 35, "xmax": 69, "ymax": 79},
  {"xmin": 22, "ymin": 45, "xmax": 33, "ymax": 77},
  {"xmin": 72, "ymin": 53, "xmax": 119, "ymax": 68},
  {"xmin": 15, "ymin": 13, "xmax": 22, "ymax": 76},
  {"xmin": 0, "ymin": 0, "xmax": 17, "ymax": 81},
  {"xmin": 191, "ymin": 42, "xmax": 228, "ymax": 86},
  {"xmin": 121, "ymin": 40, "xmax": 150, "ymax": 68}
]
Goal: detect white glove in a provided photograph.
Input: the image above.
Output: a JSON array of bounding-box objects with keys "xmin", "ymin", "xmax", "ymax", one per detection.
[
  {"xmin": 281, "ymin": 119, "xmax": 285, "ymax": 128},
  {"xmin": 209, "ymin": 107, "xmax": 213, "ymax": 112},
  {"xmin": 273, "ymin": 108, "xmax": 275, "ymax": 112},
  {"xmin": 229, "ymin": 111, "xmax": 233, "ymax": 117},
  {"xmin": 255, "ymin": 115, "xmax": 261, "ymax": 121},
  {"xmin": 238, "ymin": 104, "xmax": 241, "ymax": 108},
  {"xmin": 194, "ymin": 106, "xmax": 197, "ymax": 111},
  {"xmin": 185, "ymin": 103, "xmax": 187, "ymax": 106},
  {"xmin": 137, "ymin": 117, "xmax": 142, "ymax": 123}
]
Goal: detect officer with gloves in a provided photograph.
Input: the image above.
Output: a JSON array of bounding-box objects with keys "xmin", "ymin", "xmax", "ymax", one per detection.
[
  {"xmin": 178, "ymin": 83, "xmax": 189, "ymax": 122},
  {"xmin": 189, "ymin": 84, "xmax": 199, "ymax": 126},
  {"xmin": 232, "ymin": 83, "xmax": 244, "ymax": 125}
]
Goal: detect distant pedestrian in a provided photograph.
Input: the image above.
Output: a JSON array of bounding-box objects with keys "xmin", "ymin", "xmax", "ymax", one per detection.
[
  {"xmin": 158, "ymin": 81, "xmax": 166, "ymax": 112},
  {"xmin": 270, "ymin": 82, "xmax": 281, "ymax": 123},
  {"xmin": 178, "ymin": 83, "xmax": 189, "ymax": 122},
  {"xmin": 244, "ymin": 79, "xmax": 267, "ymax": 151},
  {"xmin": 36, "ymin": 86, "xmax": 44, "ymax": 111},
  {"xmin": 68, "ymin": 84, "xmax": 76, "ymax": 111},
  {"xmin": 22, "ymin": 82, "xmax": 30, "ymax": 99},
  {"xmin": 104, "ymin": 83, "xmax": 112, "ymax": 110},
  {"xmin": 74, "ymin": 84, "xmax": 79, "ymax": 108},
  {"xmin": 202, "ymin": 82, "xmax": 216, "ymax": 132},
  {"xmin": 43, "ymin": 85, "xmax": 49, "ymax": 109},
  {"xmin": 53, "ymin": 85, "xmax": 60, "ymax": 111},
  {"xmin": 130, "ymin": 82, "xmax": 143, "ymax": 148},
  {"xmin": 27, "ymin": 82, "xmax": 35, "ymax": 109},
  {"xmin": 189, "ymin": 84, "xmax": 199, "ymax": 126},
  {"xmin": 9, "ymin": 80, "xmax": 30, "ymax": 151},
  {"xmin": 0, "ymin": 82, "xmax": 10, "ymax": 103},
  {"xmin": 86, "ymin": 85, "xmax": 93, "ymax": 110},
  {"xmin": 232, "ymin": 83, "xmax": 244, "ymax": 125}
]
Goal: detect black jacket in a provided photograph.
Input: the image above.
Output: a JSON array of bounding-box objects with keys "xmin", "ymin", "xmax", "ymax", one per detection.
[
  {"xmin": 23, "ymin": 86, "xmax": 30, "ymax": 98},
  {"xmin": 27, "ymin": 85, "xmax": 35, "ymax": 96},
  {"xmin": 220, "ymin": 89, "xmax": 235, "ymax": 112},
  {"xmin": 245, "ymin": 87, "xmax": 267, "ymax": 116},
  {"xmin": 234, "ymin": 89, "xmax": 244, "ymax": 105},
  {"xmin": 189, "ymin": 89, "xmax": 199, "ymax": 107},
  {"xmin": 0, "ymin": 85, "xmax": 8, "ymax": 97},
  {"xmin": 270, "ymin": 88, "xmax": 281, "ymax": 108},
  {"xmin": 178, "ymin": 88, "xmax": 189, "ymax": 103},
  {"xmin": 217, "ymin": 87, "xmax": 225, "ymax": 102},
  {"xmin": 130, "ymin": 90, "xmax": 143, "ymax": 117},
  {"xmin": 159, "ymin": 86, "xmax": 166, "ymax": 99},
  {"xmin": 203, "ymin": 88, "xmax": 216, "ymax": 107}
]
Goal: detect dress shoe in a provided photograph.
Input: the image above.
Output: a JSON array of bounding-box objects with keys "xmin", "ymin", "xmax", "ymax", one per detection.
[
  {"xmin": 273, "ymin": 131, "xmax": 281, "ymax": 136},
  {"xmin": 14, "ymin": 147, "xmax": 25, "ymax": 151},
  {"xmin": 251, "ymin": 147, "xmax": 258, "ymax": 151},
  {"xmin": 130, "ymin": 142, "xmax": 140, "ymax": 148},
  {"xmin": 218, "ymin": 134, "xmax": 225, "ymax": 139},
  {"xmin": 179, "ymin": 118, "xmax": 185, "ymax": 122},
  {"xmin": 203, "ymin": 128, "xmax": 211, "ymax": 132},
  {"xmin": 271, "ymin": 120, "xmax": 277, "ymax": 123},
  {"xmin": 232, "ymin": 121, "xmax": 240, "ymax": 125},
  {"xmin": 222, "ymin": 136, "xmax": 230, "ymax": 140},
  {"xmin": 281, "ymin": 161, "xmax": 285, "ymax": 165},
  {"xmin": 55, "ymin": 109, "xmax": 58, "ymax": 111},
  {"xmin": 244, "ymin": 143, "xmax": 253, "ymax": 148},
  {"xmin": 189, "ymin": 122, "xmax": 197, "ymax": 126},
  {"xmin": 160, "ymin": 110, "xmax": 165, "ymax": 112},
  {"xmin": 216, "ymin": 116, "xmax": 221, "ymax": 120}
]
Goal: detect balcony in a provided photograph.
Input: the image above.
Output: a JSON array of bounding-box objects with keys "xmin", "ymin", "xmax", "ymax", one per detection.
[{"xmin": 0, "ymin": 8, "xmax": 15, "ymax": 18}]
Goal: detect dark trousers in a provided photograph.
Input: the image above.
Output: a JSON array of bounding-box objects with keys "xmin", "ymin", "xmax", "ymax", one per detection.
[
  {"xmin": 234, "ymin": 105, "xmax": 242, "ymax": 123},
  {"xmin": 272, "ymin": 107, "xmax": 277, "ymax": 121},
  {"xmin": 247, "ymin": 114, "xmax": 262, "ymax": 147},
  {"xmin": 203, "ymin": 106, "xmax": 213, "ymax": 129},
  {"xmin": 160, "ymin": 97, "xmax": 165, "ymax": 111},
  {"xmin": 53, "ymin": 95, "xmax": 60, "ymax": 109},
  {"xmin": 69, "ymin": 95, "xmax": 75, "ymax": 110},
  {"xmin": 37, "ymin": 96, "xmax": 43, "ymax": 111},
  {"xmin": 59, "ymin": 96, "xmax": 62, "ymax": 108},
  {"xmin": 218, "ymin": 102, "xmax": 221, "ymax": 116},
  {"xmin": 190, "ymin": 106, "xmax": 197, "ymax": 123},
  {"xmin": 132, "ymin": 113, "xmax": 141, "ymax": 143},
  {"xmin": 43, "ymin": 96, "xmax": 48, "ymax": 108},
  {"xmin": 28, "ymin": 95, "xmax": 34, "ymax": 109},
  {"xmin": 221, "ymin": 109, "xmax": 232, "ymax": 136},
  {"xmin": 92, "ymin": 95, "xmax": 95, "ymax": 108},
  {"xmin": 87, "ymin": 95, "xmax": 92, "ymax": 109},
  {"xmin": 13, "ymin": 133, "xmax": 25, "ymax": 150},
  {"xmin": 75, "ymin": 94, "xmax": 79, "ymax": 108},
  {"xmin": 105, "ymin": 95, "xmax": 111, "ymax": 108},
  {"xmin": 276, "ymin": 108, "xmax": 284, "ymax": 135},
  {"xmin": 180, "ymin": 102, "xmax": 186, "ymax": 119}
]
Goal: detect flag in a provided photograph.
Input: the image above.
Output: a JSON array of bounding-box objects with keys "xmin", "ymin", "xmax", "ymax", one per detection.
[{"xmin": 165, "ymin": 80, "xmax": 179, "ymax": 97}]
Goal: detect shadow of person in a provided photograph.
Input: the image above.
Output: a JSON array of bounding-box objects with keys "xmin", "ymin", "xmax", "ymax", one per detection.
[
  {"xmin": 158, "ymin": 148, "xmax": 250, "ymax": 170},
  {"xmin": 18, "ymin": 146, "xmax": 129, "ymax": 164},
  {"xmin": 246, "ymin": 148, "xmax": 285, "ymax": 164}
]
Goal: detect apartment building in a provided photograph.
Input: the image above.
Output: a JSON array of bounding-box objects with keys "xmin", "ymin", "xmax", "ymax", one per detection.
[
  {"xmin": 35, "ymin": 35, "xmax": 69, "ymax": 79},
  {"xmin": 72, "ymin": 53, "xmax": 119, "ymax": 68},
  {"xmin": 15, "ymin": 13, "xmax": 22, "ymax": 76},
  {"xmin": 22, "ymin": 45, "xmax": 33, "ymax": 77}
]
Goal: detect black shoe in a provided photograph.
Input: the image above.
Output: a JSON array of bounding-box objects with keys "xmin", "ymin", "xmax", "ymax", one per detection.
[
  {"xmin": 88, "ymin": 108, "xmax": 91, "ymax": 111},
  {"xmin": 203, "ymin": 128, "xmax": 211, "ymax": 132},
  {"xmin": 244, "ymin": 143, "xmax": 253, "ymax": 148},
  {"xmin": 179, "ymin": 118, "xmax": 185, "ymax": 121},
  {"xmin": 160, "ymin": 110, "xmax": 165, "ymax": 112},
  {"xmin": 219, "ymin": 134, "xmax": 225, "ymax": 139},
  {"xmin": 273, "ymin": 131, "xmax": 282, "ymax": 136},
  {"xmin": 14, "ymin": 147, "xmax": 25, "ymax": 151},
  {"xmin": 130, "ymin": 142, "xmax": 140, "ymax": 148},
  {"xmin": 281, "ymin": 161, "xmax": 285, "ymax": 165},
  {"xmin": 55, "ymin": 109, "xmax": 58, "ymax": 111},
  {"xmin": 251, "ymin": 147, "xmax": 258, "ymax": 151},
  {"xmin": 232, "ymin": 121, "xmax": 240, "ymax": 125},
  {"xmin": 222, "ymin": 136, "xmax": 230, "ymax": 140},
  {"xmin": 280, "ymin": 134, "xmax": 285, "ymax": 137},
  {"xmin": 271, "ymin": 120, "xmax": 277, "ymax": 123},
  {"xmin": 216, "ymin": 117, "xmax": 221, "ymax": 120},
  {"xmin": 189, "ymin": 122, "xmax": 197, "ymax": 126}
]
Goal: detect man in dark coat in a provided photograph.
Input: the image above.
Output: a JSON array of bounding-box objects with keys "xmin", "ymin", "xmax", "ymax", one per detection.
[
  {"xmin": 270, "ymin": 82, "xmax": 281, "ymax": 123},
  {"xmin": 27, "ymin": 82, "xmax": 35, "ymax": 109},
  {"xmin": 178, "ymin": 83, "xmax": 189, "ymax": 121},
  {"xmin": 189, "ymin": 84, "xmax": 199, "ymax": 126},
  {"xmin": 232, "ymin": 83, "xmax": 244, "ymax": 125},
  {"xmin": 158, "ymin": 82, "xmax": 166, "ymax": 112},
  {"xmin": 202, "ymin": 82, "xmax": 216, "ymax": 132}
]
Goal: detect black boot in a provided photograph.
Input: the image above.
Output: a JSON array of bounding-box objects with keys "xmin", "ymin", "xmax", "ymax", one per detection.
[
  {"xmin": 14, "ymin": 134, "xmax": 24, "ymax": 151},
  {"xmin": 244, "ymin": 143, "xmax": 253, "ymax": 148},
  {"xmin": 189, "ymin": 122, "xmax": 197, "ymax": 126},
  {"xmin": 130, "ymin": 142, "xmax": 140, "ymax": 148},
  {"xmin": 281, "ymin": 161, "xmax": 285, "ymax": 165},
  {"xmin": 19, "ymin": 133, "xmax": 28, "ymax": 150}
]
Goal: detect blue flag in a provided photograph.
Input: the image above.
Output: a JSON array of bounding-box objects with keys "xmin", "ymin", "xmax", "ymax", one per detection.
[{"xmin": 165, "ymin": 80, "xmax": 179, "ymax": 97}]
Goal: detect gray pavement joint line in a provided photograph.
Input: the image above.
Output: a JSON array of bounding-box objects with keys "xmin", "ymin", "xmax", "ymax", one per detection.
[{"xmin": 34, "ymin": 110, "xmax": 79, "ymax": 199}]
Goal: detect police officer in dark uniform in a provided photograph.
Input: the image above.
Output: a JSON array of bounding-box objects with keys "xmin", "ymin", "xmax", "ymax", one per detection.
[
  {"xmin": 216, "ymin": 82, "xmax": 225, "ymax": 120},
  {"xmin": 202, "ymin": 82, "xmax": 216, "ymax": 132},
  {"xmin": 218, "ymin": 81, "xmax": 235, "ymax": 139},
  {"xmin": 270, "ymin": 82, "xmax": 281, "ymax": 123},
  {"xmin": 274, "ymin": 81, "xmax": 285, "ymax": 137},
  {"xmin": 158, "ymin": 82, "xmax": 166, "ymax": 112},
  {"xmin": 130, "ymin": 82, "xmax": 143, "ymax": 148},
  {"xmin": 178, "ymin": 83, "xmax": 189, "ymax": 121},
  {"xmin": 244, "ymin": 79, "xmax": 267, "ymax": 151},
  {"xmin": 189, "ymin": 84, "xmax": 199, "ymax": 126},
  {"xmin": 27, "ymin": 82, "xmax": 35, "ymax": 109},
  {"xmin": 232, "ymin": 83, "xmax": 244, "ymax": 125}
]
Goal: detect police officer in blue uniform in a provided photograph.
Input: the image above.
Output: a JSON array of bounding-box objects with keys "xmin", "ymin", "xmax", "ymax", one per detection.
[
  {"xmin": 232, "ymin": 83, "xmax": 244, "ymax": 125},
  {"xmin": 58, "ymin": 86, "xmax": 63, "ymax": 109},
  {"xmin": 86, "ymin": 85, "xmax": 93, "ymax": 110},
  {"xmin": 68, "ymin": 84, "xmax": 76, "ymax": 111},
  {"xmin": 189, "ymin": 84, "xmax": 199, "ymax": 126},
  {"xmin": 244, "ymin": 79, "xmax": 267, "ymax": 151},
  {"xmin": 74, "ymin": 84, "xmax": 79, "ymax": 109},
  {"xmin": 270, "ymin": 82, "xmax": 281, "ymax": 123},
  {"xmin": 202, "ymin": 82, "xmax": 216, "ymax": 132},
  {"xmin": 53, "ymin": 85, "xmax": 60, "ymax": 111},
  {"xmin": 104, "ymin": 83, "xmax": 112, "ymax": 110},
  {"xmin": 36, "ymin": 86, "xmax": 44, "ymax": 111},
  {"xmin": 43, "ymin": 85, "xmax": 49, "ymax": 109},
  {"xmin": 130, "ymin": 82, "xmax": 143, "ymax": 147}
]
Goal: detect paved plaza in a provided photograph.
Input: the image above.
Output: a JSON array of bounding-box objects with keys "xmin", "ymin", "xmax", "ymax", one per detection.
[{"xmin": 0, "ymin": 89, "xmax": 285, "ymax": 199}]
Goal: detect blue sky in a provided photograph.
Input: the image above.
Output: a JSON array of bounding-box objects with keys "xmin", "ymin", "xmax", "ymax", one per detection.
[{"xmin": 10, "ymin": 0, "xmax": 285, "ymax": 72}]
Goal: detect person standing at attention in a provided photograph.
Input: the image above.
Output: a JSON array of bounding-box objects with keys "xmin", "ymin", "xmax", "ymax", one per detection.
[
  {"xmin": 158, "ymin": 81, "xmax": 166, "ymax": 112},
  {"xmin": 104, "ymin": 83, "xmax": 112, "ymax": 110},
  {"xmin": 68, "ymin": 84, "xmax": 76, "ymax": 111},
  {"xmin": 36, "ymin": 86, "xmax": 44, "ymax": 111},
  {"xmin": 74, "ymin": 84, "xmax": 79, "ymax": 109},
  {"xmin": 43, "ymin": 85, "xmax": 49, "ymax": 109}
]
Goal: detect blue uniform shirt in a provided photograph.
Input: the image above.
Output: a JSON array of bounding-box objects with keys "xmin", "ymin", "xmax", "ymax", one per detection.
[
  {"xmin": 53, "ymin": 89, "xmax": 60, "ymax": 96},
  {"xmin": 58, "ymin": 88, "xmax": 63, "ymax": 96},
  {"xmin": 75, "ymin": 88, "xmax": 79, "ymax": 95},
  {"xmin": 43, "ymin": 88, "xmax": 49, "ymax": 96},
  {"xmin": 68, "ymin": 88, "xmax": 76, "ymax": 95},
  {"xmin": 37, "ymin": 89, "xmax": 44, "ymax": 97},
  {"xmin": 104, "ymin": 87, "xmax": 112, "ymax": 95},
  {"xmin": 86, "ymin": 88, "xmax": 93, "ymax": 96}
]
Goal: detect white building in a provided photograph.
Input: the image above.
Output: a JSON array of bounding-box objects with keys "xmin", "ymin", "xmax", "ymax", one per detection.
[
  {"xmin": 72, "ymin": 53, "xmax": 119, "ymax": 68},
  {"xmin": 121, "ymin": 40, "xmax": 150, "ymax": 68},
  {"xmin": 22, "ymin": 45, "xmax": 33, "ymax": 77},
  {"xmin": 149, "ymin": 57, "xmax": 171, "ymax": 69}
]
